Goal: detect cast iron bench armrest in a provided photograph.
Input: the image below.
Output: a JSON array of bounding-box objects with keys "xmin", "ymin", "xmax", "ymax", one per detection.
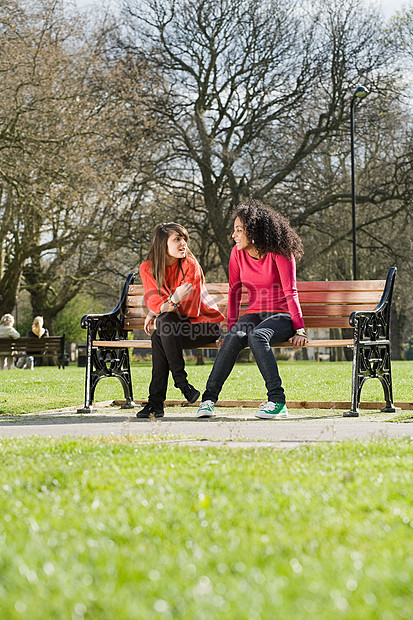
[
  {"xmin": 349, "ymin": 266, "xmax": 396, "ymax": 326},
  {"xmin": 80, "ymin": 273, "xmax": 137, "ymax": 335},
  {"xmin": 349, "ymin": 267, "xmax": 396, "ymax": 343}
]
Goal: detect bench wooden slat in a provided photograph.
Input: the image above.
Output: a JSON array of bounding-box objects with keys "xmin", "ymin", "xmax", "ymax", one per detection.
[
  {"xmin": 304, "ymin": 317, "xmax": 357, "ymax": 328},
  {"xmin": 298, "ymin": 304, "xmax": 376, "ymax": 316},
  {"xmin": 124, "ymin": 309, "xmax": 148, "ymax": 318},
  {"xmin": 295, "ymin": 280, "xmax": 385, "ymax": 291},
  {"xmin": 298, "ymin": 291, "xmax": 382, "ymax": 303},
  {"xmin": 125, "ymin": 297, "xmax": 145, "ymax": 308}
]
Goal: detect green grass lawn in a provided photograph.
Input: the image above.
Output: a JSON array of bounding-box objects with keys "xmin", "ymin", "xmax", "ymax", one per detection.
[
  {"xmin": 0, "ymin": 361, "xmax": 412, "ymax": 415},
  {"xmin": 0, "ymin": 437, "xmax": 412, "ymax": 619}
]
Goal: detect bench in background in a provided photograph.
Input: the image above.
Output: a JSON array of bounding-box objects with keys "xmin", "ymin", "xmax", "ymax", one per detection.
[
  {"xmin": 78, "ymin": 268, "xmax": 397, "ymax": 417},
  {"xmin": 0, "ymin": 335, "xmax": 66, "ymax": 369}
]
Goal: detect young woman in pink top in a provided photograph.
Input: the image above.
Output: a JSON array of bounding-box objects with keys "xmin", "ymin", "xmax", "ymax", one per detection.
[
  {"xmin": 197, "ymin": 200, "xmax": 308, "ymax": 419},
  {"xmin": 137, "ymin": 222, "xmax": 224, "ymax": 418}
]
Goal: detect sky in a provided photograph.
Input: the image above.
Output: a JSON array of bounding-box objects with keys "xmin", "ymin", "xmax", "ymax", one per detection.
[
  {"xmin": 74, "ymin": 0, "xmax": 409, "ymax": 20},
  {"xmin": 378, "ymin": 0, "xmax": 408, "ymax": 17}
]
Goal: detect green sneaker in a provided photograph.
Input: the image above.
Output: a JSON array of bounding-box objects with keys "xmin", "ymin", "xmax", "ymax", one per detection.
[
  {"xmin": 196, "ymin": 400, "xmax": 215, "ymax": 418},
  {"xmin": 255, "ymin": 401, "xmax": 288, "ymax": 419}
]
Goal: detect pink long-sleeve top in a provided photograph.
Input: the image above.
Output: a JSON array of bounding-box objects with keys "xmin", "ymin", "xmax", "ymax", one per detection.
[
  {"xmin": 227, "ymin": 246, "xmax": 305, "ymax": 331},
  {"xmin": 140, "ymin": 255, "xmax": 224, "ymax": 324}
]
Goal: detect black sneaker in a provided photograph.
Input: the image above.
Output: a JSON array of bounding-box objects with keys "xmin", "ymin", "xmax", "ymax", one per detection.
[
  {"xmin": 136, "ymin": 403, "xmax": 164, "ymax": 418},
  {"xmin": 181, "ymin": 383, "xmax": 201, "ymax": 404}
]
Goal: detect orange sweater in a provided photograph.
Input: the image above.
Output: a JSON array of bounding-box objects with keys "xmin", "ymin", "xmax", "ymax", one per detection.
[{"xmin": 139, "ymin": 255, "xmax": 224, "ymax": 325}]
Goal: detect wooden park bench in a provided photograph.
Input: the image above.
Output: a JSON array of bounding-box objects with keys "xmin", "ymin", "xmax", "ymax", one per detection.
[
  {"xmin": 78, "ymin": 267, "xmax": 397, "ymax": 417},
  {"xmin": 0, "ymin": 335, "xmax": 66, "ymax": 369}
]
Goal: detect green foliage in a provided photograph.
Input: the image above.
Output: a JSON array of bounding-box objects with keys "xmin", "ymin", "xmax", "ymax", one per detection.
[
  {"xmin": 0, "ymin": 437, "xmax": 412, "ymax": 618},
  {"xmin": 0, "ymin": 362, "xmax": 412, "ymax": 415},
  {"xmin": 54, "ymin": 294, "xmax": 107, "ymax": 344}
]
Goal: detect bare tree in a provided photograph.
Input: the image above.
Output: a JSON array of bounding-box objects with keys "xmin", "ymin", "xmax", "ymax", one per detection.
[
  {"xmin": 119, "ymin": 0, "xmax": 394, "ymax": 271},
  {"xmin": 0, "ymin": 0, "xmax": 159, "ymax": 327}
]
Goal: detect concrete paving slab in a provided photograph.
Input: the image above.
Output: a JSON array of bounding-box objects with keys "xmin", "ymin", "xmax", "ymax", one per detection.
[{"xmin": 0, "ymin": 405, "xmax": 412, "ymax": 448}]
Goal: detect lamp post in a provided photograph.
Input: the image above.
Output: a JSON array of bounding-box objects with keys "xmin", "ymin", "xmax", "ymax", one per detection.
[{"xmin": 350, "ymin": 85, "xmax": 369, "ymax": 280}]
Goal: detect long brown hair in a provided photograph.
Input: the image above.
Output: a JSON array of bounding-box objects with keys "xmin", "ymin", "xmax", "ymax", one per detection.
[{"xmin": 147, "ymin": 222, "xmax": 200, "ymax": 292}]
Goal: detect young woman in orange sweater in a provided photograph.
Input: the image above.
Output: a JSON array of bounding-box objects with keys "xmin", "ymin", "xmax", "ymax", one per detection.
[{"xmin": 138, "ymin": 222, "xmax": 224, "ymax": 418}]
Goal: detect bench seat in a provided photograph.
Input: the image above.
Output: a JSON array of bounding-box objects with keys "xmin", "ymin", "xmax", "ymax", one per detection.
[{"xmin": 92, "ymin": 339, "xmax": 355, "ymax": 348}]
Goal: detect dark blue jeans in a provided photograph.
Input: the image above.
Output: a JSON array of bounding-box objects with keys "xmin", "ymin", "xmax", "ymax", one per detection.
[{"xmin": 202, "ymin": 312, "xmax": 295, "ymax": 404}]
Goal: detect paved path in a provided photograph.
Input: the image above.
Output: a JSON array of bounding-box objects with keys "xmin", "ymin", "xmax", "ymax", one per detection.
[{"xmin": 0, "ymin": 405, "xmax": 412, "ymax": 448}]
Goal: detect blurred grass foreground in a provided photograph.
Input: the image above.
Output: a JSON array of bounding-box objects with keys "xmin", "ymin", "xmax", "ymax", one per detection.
[{"xmin": 0, "ymin": 437, "xmax": 412, "ymax": 619}]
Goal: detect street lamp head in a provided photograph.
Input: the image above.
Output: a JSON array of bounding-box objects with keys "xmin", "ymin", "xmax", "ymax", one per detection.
[{"xmin": 352, "ymin": 85, "xmax": 369, "ymax": 101}]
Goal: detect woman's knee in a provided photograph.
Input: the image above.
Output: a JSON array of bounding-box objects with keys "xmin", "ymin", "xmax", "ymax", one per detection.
[
  {"xmin": 155, "ymin": 312, "xmax": 174, "ymax": 327},
  {"xmin": 222, "ymin": 328, "xmax": 248, "ymax": 351},
  {"xmin": 225, "ymin": 329, "xmax": 242, "ymax": 343}
]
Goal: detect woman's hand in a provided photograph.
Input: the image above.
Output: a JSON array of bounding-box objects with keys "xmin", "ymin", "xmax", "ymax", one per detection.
[
  {"xmin": 288, "ymin": 333, "xmax": 308, "ymax": 350},
  {"xmin": 172, "ymin": 282, "xmax": 193, "ymax": 304},
  {"xmin": 144, "ymin": 311, "xmax": 157, "ymax": 335},
  {"xmin": 215, "ymin": 336, "xmax": 225, "ymax": 349}
]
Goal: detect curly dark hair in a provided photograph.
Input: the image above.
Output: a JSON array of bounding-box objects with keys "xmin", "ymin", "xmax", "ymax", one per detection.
[{"xmin": 234, "ymin": 199, "xmax": 303, "ymax": 260}]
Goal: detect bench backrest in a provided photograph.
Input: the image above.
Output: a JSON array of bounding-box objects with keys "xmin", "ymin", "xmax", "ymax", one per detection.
[{"xmin": 121, "ymin": 279, "xmax": 386, "ymax": 332}]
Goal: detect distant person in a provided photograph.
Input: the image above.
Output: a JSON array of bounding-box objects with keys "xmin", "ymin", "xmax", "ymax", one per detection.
[
  {"xmin": 0, "ymin": 313, "xmax": 20, "ymax": 370},
  {"xmin": 27, "ymin": 316, "xmax": 49, "ymax": 340},
  {"xmin": 16, "ymin": 316, "xmax": 49, "ymax": 369}
]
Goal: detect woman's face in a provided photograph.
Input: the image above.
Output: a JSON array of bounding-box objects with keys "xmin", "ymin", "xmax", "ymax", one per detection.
[
  {"xmin": 166, "ymin": 231, "xmax": 187, "ymax": 261},
  {"xmin": 232, "ymin": 217, "xmax": 252, "ymax": 251}
]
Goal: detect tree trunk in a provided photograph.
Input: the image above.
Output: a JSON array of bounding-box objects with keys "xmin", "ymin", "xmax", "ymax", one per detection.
[{"xmin": 0, "ymin": 259, "xmax": 23, "ymax": 316}]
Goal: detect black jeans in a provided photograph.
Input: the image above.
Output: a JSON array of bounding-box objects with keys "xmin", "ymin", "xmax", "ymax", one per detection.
[
  {"xmin": 202, "ymin": 312, "xmax": 295, "ymax": 404},
  {"xmin": 148, "ymin": 313, "xmax": 221, "ymax": 406}
]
